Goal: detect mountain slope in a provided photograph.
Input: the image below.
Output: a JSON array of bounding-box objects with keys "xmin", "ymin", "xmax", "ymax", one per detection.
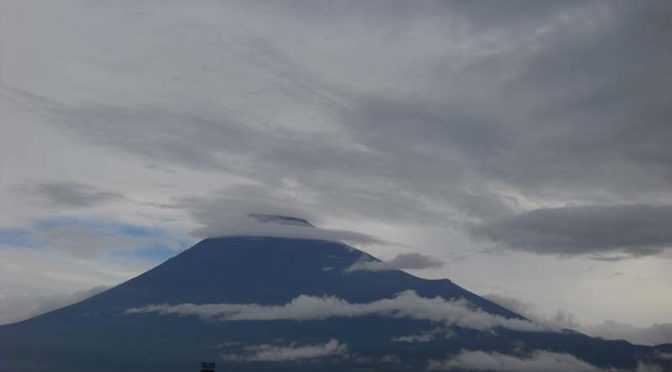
[{"xmin": 0, "ymin": 237, "xmax": 669, "ymax": 371}]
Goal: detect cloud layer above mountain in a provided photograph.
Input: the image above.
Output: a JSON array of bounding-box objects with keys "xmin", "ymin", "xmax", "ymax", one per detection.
[{"xmin": 4, "ymin": 0, "xmax": 672, "ymax": 257}]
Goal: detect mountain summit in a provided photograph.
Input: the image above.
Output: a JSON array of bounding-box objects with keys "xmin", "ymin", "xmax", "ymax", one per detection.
[{"xmin": 0, "ymin": 236, "xmax": 669, "ymax": 371}]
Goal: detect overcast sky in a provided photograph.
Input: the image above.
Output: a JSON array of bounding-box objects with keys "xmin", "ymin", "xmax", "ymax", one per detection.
[{"xmin": 1, "ymin": 0, "xmax": 671, "ymax": 339}]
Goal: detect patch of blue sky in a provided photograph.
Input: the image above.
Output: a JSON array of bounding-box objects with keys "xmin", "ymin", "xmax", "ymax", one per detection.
[
  {"xmin": 33, "ymin": 218, "xmax": 164, "ymax": 237},
  {"xmin": 1, "ymin": 218, "xmax": 193, "ymax": 255},
  {"xmin": 112, "ymin": 244, "xmax": 178, "ymax": 262},
  {"xmin": 108, "ymin": 237, "xmax": 195, "ymax": 263},
  {"xmin": 0, "ymin": 227, "xmax": 37, "ymax": 247}
]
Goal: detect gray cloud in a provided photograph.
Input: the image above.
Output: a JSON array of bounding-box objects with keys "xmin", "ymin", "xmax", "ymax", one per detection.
[
  {"xmin": 221, "ymin": 339, "xmax": 348, "ymax": 363},
  {"xmin": 173, "ymin": 190, "xmax": 385, "ymax": 244},
  {"xmin": 0, "ymin": 285, "xmax": 108, "ymax": 325},
  {"xmin": 127, "ymin": 290, "xmax": 543, "ymax": 332},
  {"xmin": 6, "ymin": 0, "xmax": 672, "ymax": 254},
  {"xmin": 346, "ymin": 253, "xmax": 443, "ymax": 272},
  {"xmin": 28, "ymin": 182, "xmax": 124, "ymax": 208},
  {"xmin": 472, "ymin": 204, "xmax": 672, "ymax": 257},
  {"xmin": 38, "ymin": 224, "xmax": 182, "ymax": 258},
  {"xmin": 485, "ymin": 293, "xmax": 672, "ymax": 346},
  {"xmin": 582, "ymin": 322, "xmax": 672, "ymax": 347},
  {"xmin": 428, "ymin": 350, "xmax": 604, "ymax": 372},
  {"xmin": 6, "ymin": 0, "xmax": 670, "ymax": 251},
  {"xmin": 482, "ymin": 294, "xmax": 541, "ymax": 322},
  {"xmin": 636, "ymin": 364, "xmax": 665, "ymax": 372}
]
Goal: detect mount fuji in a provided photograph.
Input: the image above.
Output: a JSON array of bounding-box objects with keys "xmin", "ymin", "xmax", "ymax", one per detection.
[{"xmin": 1, "ymin": 218, "xmax": 670, "ymax": 371}]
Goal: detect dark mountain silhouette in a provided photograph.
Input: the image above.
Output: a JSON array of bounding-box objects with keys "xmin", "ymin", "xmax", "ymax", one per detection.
[{"xmin": 1, "ymin": 233, "xmax": 669, "ymax": 371}]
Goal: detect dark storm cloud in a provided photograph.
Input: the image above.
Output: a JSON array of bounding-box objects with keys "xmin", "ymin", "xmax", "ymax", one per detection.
[
  {"xmin": 30, "ymin": 182, "xmax": 124, "ymax": 208},
  {"xmin": 6, "ymin": 0, "xmax": 672, "ymax": 257},
  {"xmin": 472, "ymin": 205, "xmax": 672, "ymax": 257}
]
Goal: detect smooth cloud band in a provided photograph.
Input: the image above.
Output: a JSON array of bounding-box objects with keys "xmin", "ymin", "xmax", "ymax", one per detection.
[{"xmin": 127, "ymin": 290, "xmax": 542, "ymax": 332}]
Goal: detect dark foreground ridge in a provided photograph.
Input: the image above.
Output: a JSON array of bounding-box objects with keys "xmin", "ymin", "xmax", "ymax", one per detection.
[{"xmin": 0, "ymin": 236, "xmax": 669, "ymax": 371}]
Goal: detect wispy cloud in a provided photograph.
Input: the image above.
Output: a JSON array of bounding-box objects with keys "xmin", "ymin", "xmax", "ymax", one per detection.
[
  {"xmin": 428, "ymin": 350, "xmax": 603, "ymax": 371},
  {"xmin": 346, "ymin": 253, "xmax": 443, "ymax": 272},
  {"xmin": 0, "ymin": 243, "xmax": 150, "ymax": 325},
  {"xmin": 391, "ymin": 328, "xmax": 452, "ymax": 343},
  {"xmin": 0, "ymin": 285, "xmax": 108, "ymax": 325},
  {"xmin": 127, "ymin": 290, "xmax": 542, "ymax": 332},
  {"xmin": 0, "ymin": 218, "xmax": 187, "ymax": 258},
  {"xmin": 173, "ymin": 194, "xmax": 385, "ymax": 243},
  {"xmin": 221, "ymin": 339, "xmax": 348, "ymax": 363},
  {"xmin": 581, "ymin": 322, "xmax": 672, "ymax": 347},
  {"xmin": 485, "ymin": 293, "xmax": 672, "ymax": 346},
  {"xmin": 472, "ymin": 205, "xmax": 672, "ymax": 258},
  {"xmin": 26, "ymin": 182, "xmax": 125, "ymax": 208}
]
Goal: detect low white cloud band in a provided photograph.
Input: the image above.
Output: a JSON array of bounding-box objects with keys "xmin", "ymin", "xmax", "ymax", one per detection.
[{"xmin": 127, "ymin": 290, "xmax": 543, "ymax": 332}]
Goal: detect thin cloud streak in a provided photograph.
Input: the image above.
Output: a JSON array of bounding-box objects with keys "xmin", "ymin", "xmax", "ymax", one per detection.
[
  {"xmin": 346, "ymin": 253, "xmax": 443, "ymax": 272},
  {"xmin": 428, "ymin": 350, "xmax": 604, "ymax": 372},
  {"xmin": 0, "ymin": 285, "xmax": 109, "ymax": 325},
  {"xmin": 485, "ymin": 293, "xmax": 672, "ymax": 346},
  {"xmin": 28, "ymin": 182, "xmax": 125, "ymax": 208},
  {"xmin": 472, "ymin": 205, "xmax": 672, "ymax": 258},
  {"xmin": 221, "ymin": 339, "xmax": 348, "ymax": 363}
]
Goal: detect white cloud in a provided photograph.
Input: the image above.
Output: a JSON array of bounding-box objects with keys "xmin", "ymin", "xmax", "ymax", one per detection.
[
  {"xmin": 392, "ymin": 332, "xmax": 435, "ymax": 343},
  {"xmin": 582, "ymin": 322, "xmax": 672, "ymax": 347},
  {"xmin": 127, "ymin": 290, "xmax": 543, "ymax": 332},
  {"xmin": 636, "ymin": 363, "xmax": 664, "ymax": 372},
  {"xmin": 0, "ymin": 285, "xmax": 108, "ymax": 325},
  {"xmin": 655, "ymin": 352, "xmax": 672, "ymax": 360},
  {"xmin": 428, "ymin": 350, "xmax": 603, "ymax": 372},
  {"xmin": 346, "ymin": 253, "xmax": 443, "ymax": 272},
  {"xmin": 176, "ymin": 194, "xmax": 386, "ymax": 244},
  {"xmin": 221, "ymin": 339, "xmax": 348, "ymax": 363},
  {"xmin": 38, "ymin": 224, "xmax": 182, "ymax": 258},
  {"xmin": 0, "ymin": 244, "xmax": 149, "ymax": 325},
  {"xmin": 485, "ymin": 294, "xmax": 672, "ymax": 346},
  {"xmin": 391, "ymin": 328, "xmax": 453, "ymax": 343}
]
